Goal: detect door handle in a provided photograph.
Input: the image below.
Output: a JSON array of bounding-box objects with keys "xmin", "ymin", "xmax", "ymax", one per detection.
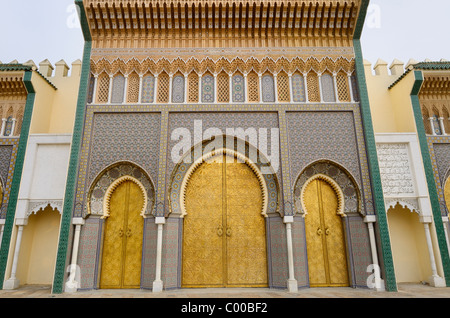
[
  {"xmin": 126, "ymin": 229, "xmax": 132, "ymax": 237},
  {"xmin": 317, "ymin": 228, "xmax": 323, "ymax": 236},
  {"xmin": 325, "ymin": 228, "xmax": 331, "ymax": 236},
  {"xmin": 118, "ymin": 229, "xmax": 124, "ymax": 237},
  {"xmin": 217, "ymin": 225, "xmax": 223, "ymax": 237},
  {"xmin": 226, "ymin": 227, "xmax": 231, "ymax": 237}
]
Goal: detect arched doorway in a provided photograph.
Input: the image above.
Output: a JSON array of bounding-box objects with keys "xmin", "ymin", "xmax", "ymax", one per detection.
[
  {"xmin": 387, "ymin": 203, "xmax": 431, "ymax": 283},
  {"xmin": 304, "ymin": 178, "xmax": 349, "ymax": 287},
  {"xmin": 181, "ymin": 153, "xmax": 268, "ymax": 288},
  {"xmin": 99, "ymin": 180, "xmax": 145, "ymax": 289},
  {"xmin": 16, "ymin": 205, "xmax": 61, "ymax": 285}
]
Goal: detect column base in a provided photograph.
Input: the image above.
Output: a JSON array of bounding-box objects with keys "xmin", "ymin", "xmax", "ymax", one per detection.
[
  {"xmin": 287, "ymin": 279, "xmax": 298, "ymax": 293},
  {"xmin": 3, "ymin": 278, "xmax": 20, "ymax": 290},
  {"xmin": 64, "ymin": 280, "xmax": 79, "ymax": 293},
  {"xmin": 428, "ymin": 275, "xmax": 446, "ymax": 288},
  {"xmin": 152, "ymin": 280, "xmax": 163, "ymax": 293}
]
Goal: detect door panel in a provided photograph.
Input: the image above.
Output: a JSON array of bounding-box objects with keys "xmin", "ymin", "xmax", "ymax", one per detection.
[
  {"xmin": 182, "ymin": 155, "xmax": 267, "ymax": 288},
  {"xmin": 305, "ymin": 179, "xmax": 349, "ymax": 287},
  {"xmin": 122, "ymin": 181, "xmax": 144, "ymax": 288},
  {"xmin": 182, "ymin": 157, "xmax": 224, "ymax": 287},
  {"xmin": 100, "ymin": 180, "xmax": 144, "ymax": 289}
]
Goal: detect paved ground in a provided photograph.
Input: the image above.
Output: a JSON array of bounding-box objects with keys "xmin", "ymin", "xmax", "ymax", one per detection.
[{"xmin": 0, "ymin": 283, "xmax": 450, "ymax": 298}]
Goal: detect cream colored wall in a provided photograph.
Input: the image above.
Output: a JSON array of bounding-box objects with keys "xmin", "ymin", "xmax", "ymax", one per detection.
[
  {"xmin": 365, "ymin": 59, "xmax": 417, "ymax": 134},
  {"xmin": 387, "ymin": 204, "xmax": 432, "ymax": 283},
  {"xmin": 29, "ymin": 60, "xmax": 80, "ymax": 134},
  {"xmin": 16, "ymin": 206, "xmax": 61, "ymax": 285}
]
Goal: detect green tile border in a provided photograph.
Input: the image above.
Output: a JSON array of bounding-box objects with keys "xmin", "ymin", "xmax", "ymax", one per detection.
[
  {"xmin": 410, "ymin": 70, "xmax": 450, "ymax": 286},
  {"xmin": 0, "ymin": 70, "xmax": 35, "ymax": 288},
  {"xmin": 353, "ymin": 0, "xmax": 397, "ymax": 291},
  {"xmin": 51, "ymin": 0, "xmax": 91, "ymax": 294}
]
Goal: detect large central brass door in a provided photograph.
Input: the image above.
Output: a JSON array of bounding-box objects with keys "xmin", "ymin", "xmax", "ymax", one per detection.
[
  {"xmin": 304, "ymin": 179, "xmax": 349, "ymax": 287},
  {"xmin": 182, "ymin": 154, "xmax": 268, "ymax": 288},
  {"xmin": 100, "ymin": 180, "xmax": 144, "ymax": 289}
]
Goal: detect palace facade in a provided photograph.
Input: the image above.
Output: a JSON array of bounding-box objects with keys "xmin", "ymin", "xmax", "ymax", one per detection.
[{"xmin": 0, "ymin": 0, "xmax": 449, "ymax": 294}]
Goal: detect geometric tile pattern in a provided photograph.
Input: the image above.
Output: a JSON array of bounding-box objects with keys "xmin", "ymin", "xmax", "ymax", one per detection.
[
  {"xmin": 266, "ymin": 216, "xmax": 288, "ymax": 288},
  {"xmin": 171, "ymin": 75, "xmax": 185, "ymax": 104},
  {"xmin": 0, "ymin": 139, "xmax": 19, "ymax": 219},
  {"xmin": 291, "ymin": 74, "xmax": 306, "ymax": 103},
  {"xmin": 262, "ymin": 75, "xmax": 275, "ymax": 102},
  {"xmin": 141, "ymin": 75, "xmax": 155, "ymax": 103},
  {"xmin": 232, "ymin": 74, "xmax": 245, "ymax": 103},
  {"xmin": 77, "ymin": 217, "xmax": 101, "ymax": 290},
  {"xmin": 346, "ymin": 215, "xmax": 373, "ymax": 287},
  {"xmin": 111, "ymin": 75, "xmax": 125, "ymax": 104},
  {"xmin": 427, "ymin": 136, "xmax": 450, "ymax": 216},
  {"xmin": 201, "ymin": 74, "xmax": 214, "ymax": 103},
  {"xmin": 321, "ymin": 73, "xmax": 336, "ymax": 102}
]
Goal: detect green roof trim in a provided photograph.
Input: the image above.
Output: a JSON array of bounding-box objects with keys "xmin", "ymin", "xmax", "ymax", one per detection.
[
  {"xmin": 0, "ymin": 63, "xmax": 57, "ymax": 90},
  {"xmin": 389, "ymin": 61, "xmax": 450, "ymax": 89}
]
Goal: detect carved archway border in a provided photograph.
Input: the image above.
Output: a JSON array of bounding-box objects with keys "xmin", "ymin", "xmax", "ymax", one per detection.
[
  {"xmin": 385, "ymin": 199, "xmax": 420, "ymax": 215},
  {"xmin": 179, "ymin": 148, "xmax": 269, "ymax": 219},
  {"xmin": 102, "ymin": 176, "xmax": 148, "ymax": 220},
  {"xmin": 300, "ymin": 174, "xmax": 346, "ymax": 218}
]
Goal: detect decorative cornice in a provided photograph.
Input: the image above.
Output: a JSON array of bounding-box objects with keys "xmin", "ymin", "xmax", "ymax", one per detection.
[{"xmin": 84, "ymin": 0, "xmax": 361, "ymax": 48}]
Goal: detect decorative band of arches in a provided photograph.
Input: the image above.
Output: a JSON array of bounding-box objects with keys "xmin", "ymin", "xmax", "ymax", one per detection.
[{"xmin": 90, "ymin": 56, "xmax": 356, "ymax": 77}]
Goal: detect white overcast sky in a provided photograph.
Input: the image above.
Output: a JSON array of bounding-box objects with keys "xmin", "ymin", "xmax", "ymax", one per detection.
[{"xmin": 0, "ymin": 0, "xmax": 449, "ymax": 72}]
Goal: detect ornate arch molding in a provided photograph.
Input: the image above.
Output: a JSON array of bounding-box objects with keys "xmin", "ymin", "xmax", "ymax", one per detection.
[
  {"xmin": 102, "ymin": 176, "xmax": 147, "ymax": 219},
  {"xmin": 86, "ymin": 161, "xmax": 156, "ymax": 219},
  {"xmin": 168, "ymin": 136, "xmax": 281, "ymax": 218},
  {"xmin": 27, "ymin": 201, "xmax": 63, "ymax": 217},
  {"xmin": 385, "ymin": 199, "xmax": 420, "ymax": 215},
  {"xmin": 293, "ymin": 160, "xmax": 363, "ymax": 217}
]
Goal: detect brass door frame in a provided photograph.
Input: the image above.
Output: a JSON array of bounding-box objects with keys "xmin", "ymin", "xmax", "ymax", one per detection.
[{"xmin": 181, "ymin": 154, "xmax": 268, "ymax": 288}]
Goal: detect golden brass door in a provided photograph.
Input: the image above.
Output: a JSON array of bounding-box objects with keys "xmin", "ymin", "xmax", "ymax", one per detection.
[
  {"xmin": 182, "ymin": 154, "xmax": 268, "ymax": 288},
  {"xmin": 99, "ymin": 180, "xmax": 144, "ymax": 289},
  {"xmin": 304, "ymin": 179, "xmax": 349, "ymax": 287}
]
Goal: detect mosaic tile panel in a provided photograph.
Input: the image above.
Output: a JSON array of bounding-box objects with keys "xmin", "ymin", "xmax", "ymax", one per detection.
[
  {"xmin": 267, "ymin": 216, "xmax": 288, "ymax": 288},
  {"xmin": 162, "ymin": 217, "xmax": 181, "ymax": 289},
  {"xmin": 291, "ymin": 74, "xmax": 306, "ymax": 103},
  {"xmin": 111, "ymin": 75, "xmax": 125, "ymax": 104},
  {"xmin": 141, "ymin": 218, "xmax": 157, "ymax": 288},
  {"xmin": 262, "ymin": 75, "xmax": 275, "ymax": 102},
  {"xmin": 141, "ymin": 75, "xmax": 155, "ymax": 103},
  {"xmin": 0, "ymin": 140, "xmax": 18, "ymax": 219},
  {"xmin": 232, "ymin": 74, "xmax": 245, "ymax": 103},
  {"xmin": 347, "ymin": 215, "xmax": 372, "ymax": 287},
  {"xmin": 87, "ymin": 76, "xmax": 95, "ymax": 104},
  {"xmin": 171, "ymin": 75, "xmax": 185, "ymax": 103},
  {"xmin": 201, "ymin": 75, "xmax": 215, "ymax": 103},
  {"xmin": 321, "ymin": 73, "xmax": 336, "ymax": 103},
  {"xmin": 292, "ymin": 216, "xmax": 308, "ymax": 286},
  {"xmin": 77, "ymin": 217, "xmax": 102, "ymax": 290},
  {"xmin": 73, "ymin": 109, "xmax": 161, "ymax": 217}
]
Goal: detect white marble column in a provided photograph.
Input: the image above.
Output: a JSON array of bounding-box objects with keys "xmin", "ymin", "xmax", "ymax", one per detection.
[
  {"xmin": 439, "ymin": 117, "xmax": 446, "ymax": 135},
  {"xmin": 4, "ymin": 219, "xmax": 27, "ymax": 290},
  {"xmin": 107, "ymin": 75, "xmax": 113, "ymax": 104},
  {"xmin": 429, "ymin": 117, "xmax": 437, "ymax": 135},
  {"xmin": 153, "ymin": 217, "xmax": 165, "ymax": 293},
  {"xmin": 0, "ymin": 118, "xmax": 6, "ymax": 136},
  {"xmin": 65, "ymin": 218, "xmax": 85, "ymax": 293},
  {"xmin": 284, "ymin": 216, "xmax": 298, "ymax": 292},
  {"xmin": 364, "ymin": 215, "xmax": 384, "ymax": 291},
  {"xmin": 348, "ymin": 74, "xmax": 355, "ymax": 103},
  {"xmin": 421, "ymin": 216, "xmax": 446, "ymax": 287}
]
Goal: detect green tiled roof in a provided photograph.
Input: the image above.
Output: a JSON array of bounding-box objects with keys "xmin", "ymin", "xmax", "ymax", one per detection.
[
  {"xmin": 388, "ymin": 61, "xmax": 450, "ymax": 89},
  {"xmin": 0, "ymin": 63, "xmax": 57, "ymax": 90}
]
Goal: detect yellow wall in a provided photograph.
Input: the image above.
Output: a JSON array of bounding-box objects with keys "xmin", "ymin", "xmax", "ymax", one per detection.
[
  {"xmin": 365, "ymin": 60, "xmax": 417, "ymax": 134},
  {"xmin": 387, "ymin": 204, "xmax": 432, "ymax": 283},
  {"xmin": 29, "ymin": 60, "xmax": 80, "ymax": 134},
  {"xmin": 16, "ymin": 206, "xmax": 61, "ymax": 285}
]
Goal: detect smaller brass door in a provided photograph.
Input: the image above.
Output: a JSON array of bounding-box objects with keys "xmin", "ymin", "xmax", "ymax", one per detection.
[
  {"xmin": 100, "ymin": 181, "xmax": 144, "ymax": 289},
  {"xmin": 305, "ymin": 179, "xmax": 349, "ymax": 287}
]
